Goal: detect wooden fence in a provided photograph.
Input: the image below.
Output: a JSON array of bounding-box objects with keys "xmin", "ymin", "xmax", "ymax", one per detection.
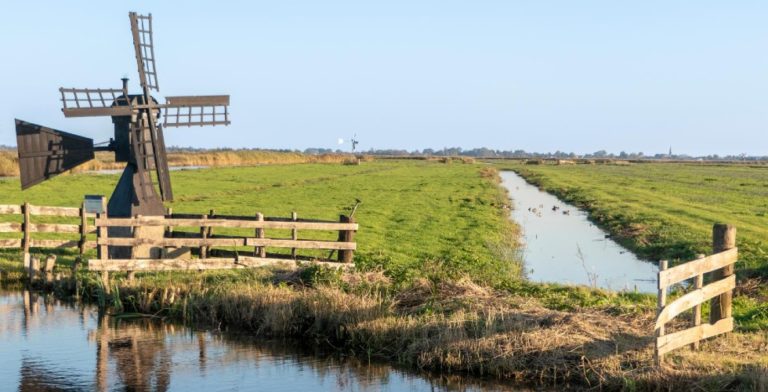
[
  {"xmin": 1, "ymin": 200, "xmax": 358, "ymax": 283},
  {"xmin": 655, "ymin": 223, "xmax": 737, "ymax": 364},
  {"xmin": 0, "ymin": 202, "xmax": 96, "ymax": 267},
  {"xmin": 87, "ymin": 198, "xmax": 357, "ymax": 279}
]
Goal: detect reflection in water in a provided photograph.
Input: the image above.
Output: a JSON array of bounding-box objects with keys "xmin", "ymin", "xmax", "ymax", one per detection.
[
  {"xmin": 1, "ymin": 291, "xmax": 516, "ymax": 391},
  {"xmin": 501, "ymin": 171, "xmax": 658, "ymax": 292}
]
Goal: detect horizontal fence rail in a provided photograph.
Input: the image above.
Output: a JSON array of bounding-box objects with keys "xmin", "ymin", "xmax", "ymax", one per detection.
[
  {"xmin": 87, "ymin": 201, "xmax": 358, "ymax": 279},
  {"xmin": 655, "ymin": 224, "xmax": 737, "ymax": 364}
]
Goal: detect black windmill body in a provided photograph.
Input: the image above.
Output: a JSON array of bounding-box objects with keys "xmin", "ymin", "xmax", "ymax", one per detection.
[{"xmin": 15, "ymin": 12, "xmax": 230, "ymax": 218}]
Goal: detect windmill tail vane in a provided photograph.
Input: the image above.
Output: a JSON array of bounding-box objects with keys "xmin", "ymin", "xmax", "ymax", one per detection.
[{"xmin": 14, "ymin": 11, "xmax": 231, "ymax": 215}]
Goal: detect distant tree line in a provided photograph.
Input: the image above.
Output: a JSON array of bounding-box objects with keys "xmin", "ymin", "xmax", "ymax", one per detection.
[{"xmin": 1, "ymin": 144, "xmax": 764, "ymax": 161}]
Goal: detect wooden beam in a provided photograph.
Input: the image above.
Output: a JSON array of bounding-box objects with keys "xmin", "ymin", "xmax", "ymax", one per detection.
[
  {"xmin": 27, "ymin": 205, "xmax": 81, "ymax": 217},
  {"xmin": 0, "ymin": 204, "xmax": 22, "ymax": 214},
  {"xmin": 0, "ymin": 239, "xmax": 22, "ymax": 248},
  {"xmin": 655, "ymin": 275, "xmax": 736, "ymax": 329},
  {"xmin": 95, "ymin": 217, "xmax": 359, "ymax": 231},
  {"xmin": 246, "ymin": 238, "xmax": 356, "ymax": 250},
  {"xmin": 29, "ymin": 239, "xmax": 81, "ymax": 248},
  {"xmin": 88, "ymin": 257, "xmax": 353, "ymax": 271},
  {"xmin": 0, "ymin": 222, "xmax": 21, "ymax": 233},
  {"xmin": 100, "ymin": 237, "xmax": 246, "ymax": 247},
  {"xmin": 656, "ymin": 317, "xmax": 733, "ymax": 357},
  {"xmin": 658, "ymin": 248, "xmax": 737, "ymax": 288},
  {"xmin": 28, "ymin": 223, "xmax": 81, "ymax": 234}
]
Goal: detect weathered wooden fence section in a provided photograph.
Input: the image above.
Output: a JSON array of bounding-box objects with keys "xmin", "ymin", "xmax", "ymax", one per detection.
[
  {"xmin": 87, "ymin": 201, "xmax": 357, "ymax": 276},
  {"xmin": 655, "ymin": 224, "xmax": 737, "ymax": 364},
  {"xmin": 0, "ymin": 202, "xmax": 96, "ymax": 265}
]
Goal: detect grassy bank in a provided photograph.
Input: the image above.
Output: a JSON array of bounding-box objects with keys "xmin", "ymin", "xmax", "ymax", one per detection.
[{"xmin": 494, "ymin": 160, "xmax": 768, "ymax": 331}]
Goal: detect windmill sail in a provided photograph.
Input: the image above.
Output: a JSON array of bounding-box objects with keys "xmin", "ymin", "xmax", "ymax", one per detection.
[
  {"xmin": 162, "ymin": 95, "xmax": 230, "ymax": 127},
  {"xmin": 59, "ymin": 88, "xmax": 131, "ymax": 118},
  {"xmin": 15, "ymin": 120, "xmax": 94, "ymax": 189},
  {"xmin": 129, "ymin": 12, "xmax": 159, "ymax": 92}
]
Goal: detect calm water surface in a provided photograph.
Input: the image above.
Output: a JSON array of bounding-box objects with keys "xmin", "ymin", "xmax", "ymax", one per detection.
[
  {"xmin": 501, "ymin": 171, "xmax": 657, "ymax": 292},
  {"xmin": 0, "ymin": 291, "xmax": 516, "ymax": 391}
]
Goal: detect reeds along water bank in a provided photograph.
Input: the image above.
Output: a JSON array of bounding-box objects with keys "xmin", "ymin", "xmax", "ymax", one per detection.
[
  {"xmin": 0, "ymin": 150, "xmax": 369, "ymax": 177},
  {"xmin": 69, "ymin": 270, "xmax": 767, "ymax": 391}
]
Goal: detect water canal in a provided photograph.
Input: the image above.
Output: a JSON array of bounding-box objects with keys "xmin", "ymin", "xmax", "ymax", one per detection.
[{"xmin": 500, "ymin": 171, "xmax": 657, "ymax": 292}]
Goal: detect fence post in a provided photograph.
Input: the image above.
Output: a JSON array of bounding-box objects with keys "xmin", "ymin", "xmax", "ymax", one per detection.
[
  {"xmin": 255, "ymin": 212, "xmax": 265, "ymax": 258},
  {"xmin": 76, "ymin": 201, "xmax": 86, "ymax": 272},
  {"xmin": 655, "ymin": 259, "xmax": 668, "ymax": 366},
  {"xmin": 689, "ymin": 254, "xmax": 705, "ymax": 350},
  {"xmin": 207, "ymin": 209, "xmax": 215, "ymax": 257},
  {"xmin": 710, "ymin": 224, "xmax": 736, "ymax": 324},
  {"xmin": 98, "ymin": 196, "xmax": 110, "ymax": 294},
  {"xmin": 291, "ymin": 211, "xmax": 298, "ymax": 259},
  {"xmin": 200, "ymin": 214, "xmax": 208, "ymax": 259},
  {"xmin": 22, "ymin": 202, "xmax": 30, "ymax": 272},
  {"xmin": 338, "ymin": 215, "xmax": 356, "ymax": 263}
]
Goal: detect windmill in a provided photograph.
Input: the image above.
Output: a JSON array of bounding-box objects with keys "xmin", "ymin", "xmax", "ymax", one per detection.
[
  {"xmin": 15, "ymin": 12, "xmax": 230, "ymax": 218},
  {"xmin": 350, "ymin": 134, "xmax": 359, "ymax": 152}
]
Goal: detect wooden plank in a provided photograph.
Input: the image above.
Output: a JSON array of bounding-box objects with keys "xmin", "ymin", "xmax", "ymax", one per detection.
[
  {"xmin": 0, "ymin": 239, "xmax": 22, "ymax": 248},
  {"xmin": 0, "ymin": 204, "xmax": 22, "ymax": 214},
  {"xmin": 0, "ymin": 222, "xmax": 21, "ymax": 232},
  {"xmin": 97, "ymin": 237, "xmax": 356, "ymax": 250},
  {"xmin": 28, "ymin": 205, "xmax": 81, "ymax": 217},
  {"xmin": 692, "ymin": 272, "xmax": 704, "ymax": 350},
  {"xmin": 256, "ymin": 212, "xmax": 265, "ymax": 257},
  {"xmin": 28, "ymin": 223, "xmax": 81, "ymax": 233},
  {"xmin": 22, "ymin": 202, "xmax": 30, "ymax": 266},
  {"xmin": 29, "ymin": 239, "xmax": 81, "ymax": 248},
  {"xmin": 655, "ymin": 275, "xmax": 736, "ymax": 328},
  {"xmin": 88, "ymin": 257, "xmax": 352, "ymax": 271},
  {"xmin": 291, "ymin": 211, "xmax": 298, "ymax": 258},
  {"xmin": 659, "ymin": 248, "xmax": 738, "ymax": 288},
  {"xmin": 656, "ymin": 317, "xmax": 733, "ymax": 356},
  {"xmin": 99, "ymin": 237, "xmax": 247, "ymax": 247},
  {"xmin": 95, "ymin": 217, "xmax": 359, "ymax": 231},
  {"xmin": 246, "ymin": 238, "xmax": 356, "ymax": 250}
]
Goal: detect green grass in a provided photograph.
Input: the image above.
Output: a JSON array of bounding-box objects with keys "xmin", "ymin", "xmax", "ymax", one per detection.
[
  {"xmin": 493, "ymin": 160, "xmax": 768, "ymax": 330},
  {"xmin": 0, "ymin": 160, "xmax": 520, "ymax": 287}
]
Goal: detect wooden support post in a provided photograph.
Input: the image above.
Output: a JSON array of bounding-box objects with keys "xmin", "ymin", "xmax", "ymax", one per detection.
[
  {"xmin": 200, "ymin": 214, "xmax": 208, "ymax": 259},
  {"xmin": 207, "ymin": 209, "xmax": 215, "ymax": 256},
  {"xmin": 690, "ymin": 253, "xmax": 705, "ymax": 350},
  {"xmin": 710, "ymin": 224, "xmax": 736, "ymax": 324},
  {"xmin": 79, "ymin": 201, "xmax": 87, "ymax": 257},
  {"xmin": 337, "ymin": 215, "xmax": 356, "ymax": 263},
  {"xmin": 28, "ymin": 256, "xmax": 40, "ymax": 284},
  {"xmin": 291, "ymin": 211, "xmax": 298, "ymax": 258},
  {"xmin": 22, "ymin": 202, "xmax": 30, "ymax": 272},
  {"xmin": 98, "ymin": 197, "xmax": 110, "ymax": 294},
  {"xmin": 43, "ymin": 254, "xmax": 56, "ymax": 284},
  {"xmin": 164, "ymin": 207, "xmax": 173, "ymax": 258},
  {"xmin": 256, "ymin": 212, "xmax": 265, "ymax": 258},
  {"xmin": 655, "ymin": 259, "xmax": 668, "ymax": 366}
]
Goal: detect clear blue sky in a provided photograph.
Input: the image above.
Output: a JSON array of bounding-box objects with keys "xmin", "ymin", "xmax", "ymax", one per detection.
[{"xmin": 1, "ymin": 1, "xmax": 766, "ymax": 155}]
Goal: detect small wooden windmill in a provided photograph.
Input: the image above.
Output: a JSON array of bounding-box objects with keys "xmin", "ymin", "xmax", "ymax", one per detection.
[{"xmin": 15, "ymin": 12, "xmax": 230, "ymax": 218}]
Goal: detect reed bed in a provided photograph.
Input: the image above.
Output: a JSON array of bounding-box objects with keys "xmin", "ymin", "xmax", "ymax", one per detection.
[
  {"xmin": 0, "ymin": 150, "xmax": 365, "ymax": 177},
  {"xmin": 68, "ymin": 271, "xmax": 767, "ymax": 391}
]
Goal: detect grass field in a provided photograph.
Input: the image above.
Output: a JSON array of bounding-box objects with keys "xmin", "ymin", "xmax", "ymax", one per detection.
[
  {"xmin": 495, "ymin": 160, "xmax": 768, "ymax": 330},
  {"xmin": 0, "ymin": 159, "xmax": 519, "ymax": 286}
]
